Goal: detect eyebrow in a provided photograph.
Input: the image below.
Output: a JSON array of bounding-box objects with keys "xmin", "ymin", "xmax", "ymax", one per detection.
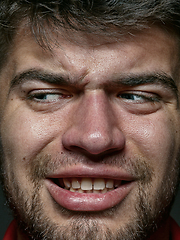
[
  {"xmin": 112, "ymin": 72, "xmax": 178, "ymax": 95},
  {"xmin": 10, "ymin": 69, "xmax": 178, "ymax": 98},
  {"xmin": 10, "ymin": 69, "xmax": 73, "ymax": 89}
]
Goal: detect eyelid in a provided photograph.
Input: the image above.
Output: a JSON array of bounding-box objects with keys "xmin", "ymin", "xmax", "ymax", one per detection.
[
  {"xmin": 28, "ymin": 88, "xmax": 71, "ymax": 94},
  {"xmin": 28, "ymin": 88, "xmax": 72, "ymax": 98},
  {"xmin": 115, "ymin": 91, "xmax": 163, "ymax": 115},
  {"xmin": 114, "ymin": 81, "xmax": 178, "ymax": 103},
  {"xmin": 16, "ymin": 78, "xmax": 72, "ymax": 94},
  {"xmin": 19, "ymin": 80, "xmax": 67, "ymax": 91},
  {"xmin": 117, "ymin": 90, "xmax": 160, "ymax": 101}
]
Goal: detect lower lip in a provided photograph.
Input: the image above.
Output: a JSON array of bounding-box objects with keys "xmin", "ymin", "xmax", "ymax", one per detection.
[{"xmin": 46, "ymin": 179, "xmax": 134, "ymax": 211}]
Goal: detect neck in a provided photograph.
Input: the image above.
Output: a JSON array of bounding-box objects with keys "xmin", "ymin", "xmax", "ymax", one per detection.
[{"xmin": 17, "ymin": 229, "xmax": 29, "ymax": 240}]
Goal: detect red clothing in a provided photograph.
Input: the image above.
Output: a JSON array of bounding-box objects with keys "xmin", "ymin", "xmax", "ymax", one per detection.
[
  {"xmin": 3, "ymin": 221, "xmax": 17, "ymax": 240},
  {"xmin": 3, "ymin": 218, "xmax": 180, "ymax": 240},
  {"xmin": 171, "ymin": 218, "xmax": 180, "ymax": 240}
]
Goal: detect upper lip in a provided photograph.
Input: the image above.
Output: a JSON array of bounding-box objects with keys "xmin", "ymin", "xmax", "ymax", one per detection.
[{"xmin": 46, "ymin": 164, "xmax": 136, "ymax": 181}]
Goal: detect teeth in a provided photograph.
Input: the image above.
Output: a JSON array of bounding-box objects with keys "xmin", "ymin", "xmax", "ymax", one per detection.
[
  {"xmin": 94, "ymin": 178, "xmax": 105, "ymax": 190},
  {"xmin": 78, "ymin": 188, "xmax": 84, "ymax": 193},
  {"xmin": 101, "ymin": 188, "xmax": 107, "ymax": 194},
  {"xmin": 106, "ymin": 179, "xmax": 114, "ymax": 189},
  {"xmin": 72, "ymin": 178, "xmax": 81, "ymax": 189},
  {"xmin": 115, "ymin": 180, "xmax": 122, "ymax": 188},
  {"xmin": 70, "ymin": 187, "xmax": 76, "ymax": 192},
  {"xmin": 86, "ymin": 190, "xmax": 93, "ymax": 193},
  {"xmin": 81, "ymin": 178, "xmax": 92, "ymax": 190},
  {"xmin": 107, "ymin": 187, "xmax": 114, "ymax": 192},
  {"xmin": 63, "ymin": 178, "xmax": 121, "ymax": 193},
  {"xmin": 93, "ymin": 189, "xmax": 100, "ymax": 194},
  {"xmin": 63, "ymin": 178, "xmax": 71, "ymax": 188}
]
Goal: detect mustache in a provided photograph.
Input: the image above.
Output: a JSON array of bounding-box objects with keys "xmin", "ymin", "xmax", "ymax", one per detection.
[{"xmin": 29, "ymin": 151, "xmax": 154, "ymax": 185}]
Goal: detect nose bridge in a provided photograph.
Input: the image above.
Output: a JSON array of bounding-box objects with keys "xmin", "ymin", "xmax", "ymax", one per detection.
[
  {"xmin": 79, "ymin": 90, "xmax": 112, "ymax": 134},
  {"xmin": 62, "ymin": 89, "xmax": 125, "ymax": 155}
]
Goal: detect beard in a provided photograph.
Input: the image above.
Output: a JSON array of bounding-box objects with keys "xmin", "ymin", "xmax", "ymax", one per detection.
[{"xmin": 1, "ymin": 150, "xmax": 180, "ymax": 240}]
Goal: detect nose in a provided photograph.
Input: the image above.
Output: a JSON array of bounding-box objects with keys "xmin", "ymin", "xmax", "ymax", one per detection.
[{"xmin": 62, "ymin": 90, "xmax": 126, "ymax": 156}]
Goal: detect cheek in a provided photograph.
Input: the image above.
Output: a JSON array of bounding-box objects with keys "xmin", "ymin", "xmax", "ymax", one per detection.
[
  {"xmin": 1, "ymin": 108, "xmax": 66, "ymax": 163},
  {"xmin": 125, "ymin": 112, "xmax": 178, "ymax": 175}
]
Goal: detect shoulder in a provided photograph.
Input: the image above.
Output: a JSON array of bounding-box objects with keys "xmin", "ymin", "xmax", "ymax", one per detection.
[
  {"xmin": 3, "ymin": 220, "xmax": 17, "ymax": 240},
  {"xmin": 170, "ymin": 218, "xmax": 180, "ymax": 240}
]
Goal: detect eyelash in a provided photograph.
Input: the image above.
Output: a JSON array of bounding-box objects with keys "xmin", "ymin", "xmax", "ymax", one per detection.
[
  {"xmin": 22, "ymin": 88, "xmax": 164, "ymax": 115},
  {"xmin": 118, "ymin": 92, "xmax": 160, "ymax": 103},
  {"xmin": 27, "ymin": 89, "xmax": 160, "ymax": 103},
  {"xmin": 27, "ymin": 90, "xmax": 72, "ymax": 102}
]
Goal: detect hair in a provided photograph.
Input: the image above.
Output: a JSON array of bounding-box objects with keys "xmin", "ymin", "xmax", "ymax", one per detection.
[{"xmin": 0, "ymin": 0, "xmax": 180, "ymax": 67}]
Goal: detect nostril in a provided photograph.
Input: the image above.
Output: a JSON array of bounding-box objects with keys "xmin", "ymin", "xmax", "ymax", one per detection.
[
  {"xmin": 62, "ymin": 129, "xmax": 125, "ymax": 156},
  {"xmin": 62, "ymin": 113, "xmax": 126, "ymax": 155}
]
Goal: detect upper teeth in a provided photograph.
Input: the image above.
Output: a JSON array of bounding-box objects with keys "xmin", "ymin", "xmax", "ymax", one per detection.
[{"xmin": 62, "ymin": 178, "xmax": 121, "ymax": 193}]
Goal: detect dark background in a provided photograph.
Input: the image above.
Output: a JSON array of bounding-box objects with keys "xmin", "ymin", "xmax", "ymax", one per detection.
[{"xmin": 1, "ymin": 185, "xmax": 180, "ymax": 238}]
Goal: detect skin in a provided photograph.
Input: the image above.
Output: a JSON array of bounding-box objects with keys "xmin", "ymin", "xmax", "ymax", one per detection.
[{"xmin": 0, "ymin": 26, "xmax": 180, "ymax": 240}]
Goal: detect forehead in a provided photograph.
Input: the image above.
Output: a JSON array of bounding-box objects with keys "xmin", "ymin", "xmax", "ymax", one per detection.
[
  {"xmin": 12, "ymin": 27, "xmax": 179, "ymax": 69},
  {"xmin": 1, "ymin": 26, "xmax": 180, "ymax": 91}
]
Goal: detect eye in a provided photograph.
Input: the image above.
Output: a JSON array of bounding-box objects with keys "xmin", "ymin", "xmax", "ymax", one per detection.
[
  {"xmin": 118, "ymin": 92, "xmax": 159, "ymax": 103},
  {"xmin": 28, "ymin": 90, "xmax": 73, "ymax": 102},
  {"xmin": 116, "ymin": 91, "xmax": 162, "ymax": 114}
]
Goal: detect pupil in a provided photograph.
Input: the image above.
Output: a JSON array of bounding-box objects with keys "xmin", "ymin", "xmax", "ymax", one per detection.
[{"xmin": 121, "ymin": 93, "xmax": 135, "ymax": 100}]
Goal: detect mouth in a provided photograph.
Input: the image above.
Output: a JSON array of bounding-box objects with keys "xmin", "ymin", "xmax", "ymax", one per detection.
[
  {"xmin": 45, "ymin": 164, "xmax": 135, "ymax": 211},
  {"xmin": 53, "ymin": 177, "xmax": 125, "ymax": 194},
  {"xmin": 46, "ymin": 175, "xmax": 134, "ymax": 212}
]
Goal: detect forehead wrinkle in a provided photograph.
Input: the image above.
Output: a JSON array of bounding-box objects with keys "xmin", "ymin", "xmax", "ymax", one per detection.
[
  {"xmin": 9, "ymin": 68, "xmax": 179, "ymax": 95},
  {"xmin": 9, "ymin": 68, "xmax": 90, "ymax": 92},
  {"xmin": 6, "ymin": 26, "xmax": 180, "ymax": 96}
]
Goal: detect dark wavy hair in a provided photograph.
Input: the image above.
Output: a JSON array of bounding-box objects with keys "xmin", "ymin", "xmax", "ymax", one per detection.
[{"xmin": 0, "ymin": 0, "xmax": 180, "ymax": 66}]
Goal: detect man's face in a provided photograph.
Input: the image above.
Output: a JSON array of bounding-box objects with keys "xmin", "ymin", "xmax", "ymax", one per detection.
[{"xmin": 0, "ymin": 26, "xmax": 180, "ymax": 240}]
